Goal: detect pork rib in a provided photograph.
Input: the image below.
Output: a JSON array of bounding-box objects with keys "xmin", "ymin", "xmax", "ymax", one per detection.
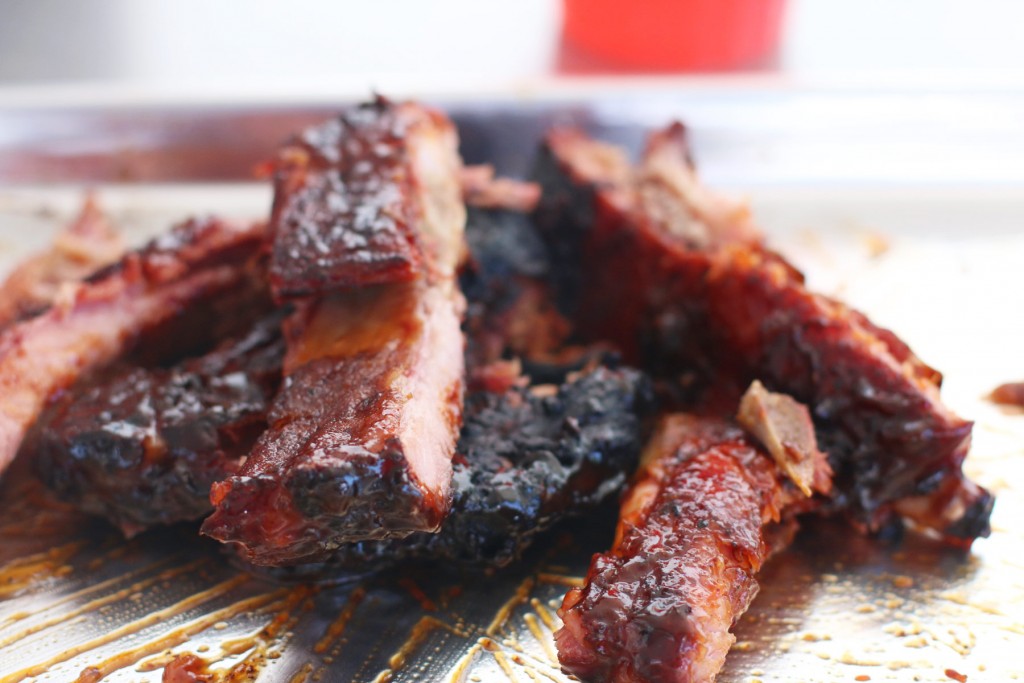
[
  {"xmin": 0, "ymin": 218, "xmax": 266, "ymax": 475},
  {"xmin": 36, "ymin": 312, "xmax": 284, "ymax": 535},
  {"xmin": 557, "ymin": 414, "xmax": 820, "ymax": 683},
  {"xmin": 0, "ymin": 196, "xmax": 124, "ymax": 328},
  {"xmin": 203, "ymin": 100, "xmax": 467, "ymax": 563},
  {"xmin": 531, "ymin": 126, "xmax": 993, "ymax": 545},
  {"xmin": 272, "ymin": 362, "xmax": 652, "ymax": 574},
  {"xmin": 269, "ymin": 97, "xmax": 464, "ymax": 297},
  {"xmin": 203, "ymin": 280, "xmax": 465, "ymax": 563}
]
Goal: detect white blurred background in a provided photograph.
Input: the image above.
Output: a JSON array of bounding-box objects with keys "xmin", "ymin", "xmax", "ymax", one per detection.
[{"xmin": 1, "ymin": 0, "xmax": 1023, "ymax": 90}]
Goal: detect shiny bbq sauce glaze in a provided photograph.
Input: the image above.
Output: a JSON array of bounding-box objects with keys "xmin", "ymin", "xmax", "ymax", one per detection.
[
  {"xmin": 204, "ymin": 99, "xmax": 467, "ymax": 565},
  {"xmin": 0, "ymin": 217, "xmax": 267, "ymax": 476},
  {"xmin": 270, "ymin": 97, "xmax": 464, "ymax": 296},
  {"xmin": 36, "ymin": 312, "xmax": 285, "ymax": 535},
  {"xmin": 556, "ymin": 416, "xmax": 810, "ymax": 683},
  {"xmin": 264, "ymin": 363, "xmax": 654, "ymax": 574},
  {"xmin": 203, "ymin": 280, "xmax": 465, "ymax": 565},
  {"xmin": 531, "ymin": 125, "xmax": 992, "ymax": 545}
]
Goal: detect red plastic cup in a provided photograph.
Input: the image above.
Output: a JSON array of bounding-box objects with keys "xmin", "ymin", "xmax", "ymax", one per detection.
[{"xmin": 561, "ymin": 0, "xmax": 786, "ymax": 72}]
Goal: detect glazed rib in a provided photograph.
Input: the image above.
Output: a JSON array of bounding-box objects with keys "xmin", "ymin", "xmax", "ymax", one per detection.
[
  {"xmin": 557, "ymin": 415, "xmax": 819, "ymax": 683},
  {"xmin": 0, "ymin": 196, "xmax": 124, "ymax": 328},
  {"xmin": 279, "ymin": 362, "xmax": 652, "ymax": 573},
  {"xmin": 269, "ymin": 97, "xmax": 464, "ymax": 297},
  {"xmin": 0, "ymin": 218, "xmax": 266, "ymax": 475},
  {"xmin": 36, "ymin": 312, "xmax": 284, "ymax": 535},
  {"xmin": 203, "ymin": 100, "xmax": 467, "ymax": 563},
  {"xmin": 532, "ymin": 125, "xmax": 993, "ymax": 544},
  {"xmin": 203, "ymin": 280, "xmax": 465, "ymax": 563}
]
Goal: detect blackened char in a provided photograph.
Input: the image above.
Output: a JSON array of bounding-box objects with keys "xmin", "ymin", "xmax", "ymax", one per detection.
[
  {"xmin": 203, "ymin": 280, "xmax": 465, "ymax": 564},
  {"xmin": 0, "ymin": 218, "xmax": 267, "ymax": 475},
  {"xmin": 258, "ymin": 363, "xmax": 653, "ymax": 572},
  {"xmin": 36, "ymin": 314, "xmax": 285, "ymax": 535},
  {"xmin": 460, "ymin": 206, "xmax": 569, "ymax": 373},
  {"xmin": 557, "ymin": 415, "xmax": 822, "ymax": 683},
  {"xmin": 531, "ymin": 126, "xmax": 993, "ymax": 545}
]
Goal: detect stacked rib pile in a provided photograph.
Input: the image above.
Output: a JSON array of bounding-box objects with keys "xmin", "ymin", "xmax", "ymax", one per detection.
[{"xmin": 0, "ymin": 98, "xmax": 992, "ymax": 683}]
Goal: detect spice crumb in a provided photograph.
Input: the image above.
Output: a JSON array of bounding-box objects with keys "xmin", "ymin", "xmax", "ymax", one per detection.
[
  {"xmin": 945, "ymin": 669, "xmax": 968, "ymax": 682},
  {"xmin": 892, "ymin": 575, "xmax": 915, "ymax": 589},
  {"xmin": 855, "ymin": 676, "xmax": 871, "ymax": 682}
]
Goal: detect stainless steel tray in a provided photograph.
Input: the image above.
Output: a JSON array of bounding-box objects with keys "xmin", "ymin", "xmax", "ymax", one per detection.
[{"xmin": 0, "ymin": 91, "xmax": 1022, "ymax": 682}]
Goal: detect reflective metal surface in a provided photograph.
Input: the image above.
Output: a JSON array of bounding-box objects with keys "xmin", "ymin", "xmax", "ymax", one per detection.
[{"xmin": 0, "ymin": 99, "xmax": 1022, "ymax": 681}]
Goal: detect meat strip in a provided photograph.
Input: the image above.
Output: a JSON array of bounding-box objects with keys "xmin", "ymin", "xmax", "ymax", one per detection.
[
  {"xmin": 531, "ymin": 125, "xmax": 993, "ymax": 545},
  {"xmin": 203, "ymin": 100, "xmax": 467, "ymax": 563},
  {"xmin": 0, "ymin": 196, "xmax": 124, "ymax": 327},
  {"xmin": 0, "ymin": 218, "xmax": 266, "ymax": 475},
  {"xmin": 203, "ymin": 279, "xmax": 465, "ymax": 564},
  {"xmin": 269, "ymin": 97, "xmax": 464, "ymax": 297},
  {"xmin": 557, "ymin": 414, "xmax": 822, "ymax": 683},
  {"xmin": 271, "ymin": 362, "xmax": 652, "ymax": 574},
  {"xmin": 36, "ymin": 312, "xmax": 285, "ymax": 536}
]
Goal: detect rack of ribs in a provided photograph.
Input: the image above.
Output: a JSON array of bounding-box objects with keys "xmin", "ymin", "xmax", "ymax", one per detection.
[
  {"xmin": 0, "ymin": 217, "xmax": 267, "ymax": 476},
  {"xmin": 36, "ymin": 312, "xmax": 285, "ymax": 536},
  {"xmin": 202, "ymin": 99, "xmax": 469, "ymax": 564},
  {"xmin": 557, "ymin": 412, "xmax": 828, "ymax": 683},
  {"xmin": 531, "ymin": 124, "xmax": 993, "ymax": 546}
]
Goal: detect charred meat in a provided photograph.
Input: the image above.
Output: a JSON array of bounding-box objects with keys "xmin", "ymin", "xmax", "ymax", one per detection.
[
  {"xmin": 0, "ymin": 218, "xmax": 266, "ymax": 475},
  {"xmin": 203, "ymin": 99, "xmax": 468, "ymax": 563},
  {"xmin": 269, "ymin": 97, "xmax": 464, "ymax": 296},
  {"xmin": 36, "ymin": 314, "xmax": 285, "ymax": 535},
  {"xmin": 461, "ymin": 206, "xmax": 569, "ymax": 374},
  {"xmin": 203, "ymin": 280, "xmax": 466, "ymax": 564},
  {"xmin": 293, "ymin": 363, "xmax": 652, "ymax": 571},
  {"xmin": 557, "ymin": 414, "xmax": 825, "ymax": 683},
  {"xmin": 532, "ymin": 125, "xmax": 992, "ymax": 545}
]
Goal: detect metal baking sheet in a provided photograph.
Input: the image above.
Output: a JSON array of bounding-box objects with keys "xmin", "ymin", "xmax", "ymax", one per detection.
[{"xmin": 0, "ymin": 94, "xmax": 1022, "ymax": 682}]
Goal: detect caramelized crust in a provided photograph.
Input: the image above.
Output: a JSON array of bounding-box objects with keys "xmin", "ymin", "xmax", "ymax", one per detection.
[
  {"xmin": 203, "ymin": 280, "xmax": 466, "ymax": 564},
  {"xmin": 205, "ymin": 100, "xmax": 469, "ymax": 565},
  {"xmin": 264, "ymin": 363, "xmax": 653, "ymax": 573},
  {"xmin": 0, "ymin": 218, "xmax": 266, "ymax": 475},
  {"xmin": 557, "ymin": 415, "xmax": 812, "ymax": 683},
  {"xmin": 36, "ymin": 313, "xmax": 284, "ymax": 535},
  {"xmin": 460, "ymin": 206, "xmax": 570, "ymax": 373},
  {"xmin": 270, "ymin": 97, "xmax": 464, "ymax": 297},
  {"xmin": 532, "ymin": 126, "xmax": 992, "ymax": 544}
]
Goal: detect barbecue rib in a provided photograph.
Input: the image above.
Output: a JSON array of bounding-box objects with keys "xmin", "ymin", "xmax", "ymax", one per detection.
[
  {"xmin": 36, "ymin": 313, "xmax": 285, "ymax": 535},
  {"xmin": 0, "ymin": 218, "xmax": 266, "ymax": 475},
  {"xmin": 532, "ymin": 125, "xmax": 993, "ymax": 545},
  {"xmin": 203, "ymin": 100, "xmax": 467, "ymax": 563},
  {"xmin": 0, "ymin": 196, "xmax": 124, "ymax": 328},
  {"xmin": 278, "ymin": 362, "xmax": 652, "ymax": 572},
  {"xmin": 270, "ymin": 97, "xmax": 465, "ymax": 297},
  {"xmin": 557, "ymin": 414, "xmax": 824, "ymax": 683}
]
